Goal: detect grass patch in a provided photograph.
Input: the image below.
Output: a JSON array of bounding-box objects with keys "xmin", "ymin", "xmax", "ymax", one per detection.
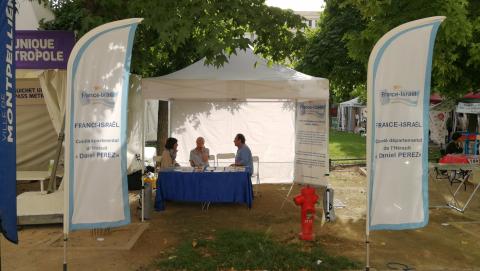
[
  {"xmin": 149, "ymin": 230, "xmax": 359, "ymax": 271},
  {"xmin": 428, "ymin": 144, "xmax": 442, "ymax": 162},
  {"xmin": 329, "ymin": 130, "xmax": 441, "ymax": 162},
  {"xmin": 329, "ymin": 129, "xmax": 366, "ymax": 160}
]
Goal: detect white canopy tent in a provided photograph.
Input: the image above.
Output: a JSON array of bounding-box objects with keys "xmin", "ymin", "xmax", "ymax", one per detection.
[
  {"xmin": 142, "ymin": 48, "xmax": 329, "ymax": 183},
  {"xmin": 16, "ymin": 0, "xmax": 54, "ymax": 31},
  {"xmin": 337, "ymin": 97, "xmax": 366, "ymax": 133},
  {"xmin": 142, "ymin": 48, "xmax": 328, "ymax": 100}
]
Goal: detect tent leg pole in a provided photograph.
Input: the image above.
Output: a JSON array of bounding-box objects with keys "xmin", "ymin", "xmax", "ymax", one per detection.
[
  {"xmin": 280, "ymin": 182, "xmax": 295, "ymax": 210},
  {"xmin": 63, "ymin": 234, "xmax": 68, "ymax": 271},
  {"xmin": 48, "ymin": 117, "xmax": 66, "ymax": 193}
]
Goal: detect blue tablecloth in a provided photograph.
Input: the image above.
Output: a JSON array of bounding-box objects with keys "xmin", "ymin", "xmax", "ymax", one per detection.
[{"xmin": 155, "ymin": 171, "xmax": 253, "ymax": 211}]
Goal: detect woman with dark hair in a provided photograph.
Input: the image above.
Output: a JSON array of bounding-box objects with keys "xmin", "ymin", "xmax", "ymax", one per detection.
[
  {"xmin": 445, "ymin": 132, "xmax": 463, "ymax": 154},
  {"xmin": 160, "ymin": 137, "xmax": 179, "ymax": 169}
]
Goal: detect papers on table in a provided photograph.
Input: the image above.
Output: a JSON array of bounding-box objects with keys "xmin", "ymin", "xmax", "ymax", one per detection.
[
  {"xmin": 225, "ymin": 166, "xmax": 246, "ymax": 172},
  {"xmin": 173, "ymin": 167, "xmax": 194, "ymax": 172},
  {"xmin": 165, "ymin": 166, "xmax": 247, "ymax": 173}
]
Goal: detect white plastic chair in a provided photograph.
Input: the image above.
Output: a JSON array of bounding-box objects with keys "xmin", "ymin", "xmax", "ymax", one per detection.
[
  {"xmin": 216, "ymin": 153, "xmax": 235, "ymax": 166},
  {"xmin": 252, "ymin": 156, "xmax": 260, "ymax": 185},
  {"xmin": 208, "ymin": 155, "xmax": 215, "ymax": 166}
]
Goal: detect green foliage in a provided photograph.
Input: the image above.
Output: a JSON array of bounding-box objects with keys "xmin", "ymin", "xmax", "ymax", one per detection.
[
  {"xmin": 298, "ymin": 0, "xmax": 480, "ymax": 103},
  {"xmin": 151, "ymin": 230, "xmax": 359, "ymax": 271},
  {"xmin": 41, "ymin": 0, "xmax": 307, "ymax": 77},
  {"xmin": 296, "ymin": 0, "xmax": 366, "ymax": 103},
  {"xmin": 346, "ymin": 0, "xmax": 480, "ymax": 98},
  {"xmin": 329, "ymin": 129, "xmax": 366, "ymax": 159}
]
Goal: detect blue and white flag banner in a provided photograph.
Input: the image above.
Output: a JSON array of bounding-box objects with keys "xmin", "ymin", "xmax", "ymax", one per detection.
[
  {"xmin": 65, "ymin": 18, "xmax": 142, "ymax": 232},
  {"xmin": 294, "ymin": 100, "xmax": 329, "ymax": 186},
  {"xmin": 0, "ymin": 0, "xmax": 17, "ymax": 244},
  {"xmin": 367, "ymin": 17, "xmax": 445, "ymax": 231}
]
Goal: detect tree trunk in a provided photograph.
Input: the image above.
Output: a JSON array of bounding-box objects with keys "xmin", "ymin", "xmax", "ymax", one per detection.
[
  {"xmin": 156, "ymin": 101, "xmax": 169, "ymax": 156},
  {"xmin": 467, "ymin": 113, "xmax": 478, "ymax": 134}
]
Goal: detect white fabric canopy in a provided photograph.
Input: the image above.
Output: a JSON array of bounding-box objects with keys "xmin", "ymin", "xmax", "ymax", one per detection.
[
  {"xmin": 142, "ymin": 49, "xmax": 329, "ymax": 183},
  {"xmin": 340, "ymin": 97, "xmax": 363, "ymax": 107},
  {"xmin": 337, "ymin": 97, "xmax": 366, "ymax": 132},
  {"xmin": 170, "ymin": 100, "xmax": 296, "ymax": 183},
  {"xmin": 16, "ymin": 0, "xmax": 54, "ymax": 30},
  {"xmin": 142, "ymin": 48, "xmax": 328, "ymax": 100}
]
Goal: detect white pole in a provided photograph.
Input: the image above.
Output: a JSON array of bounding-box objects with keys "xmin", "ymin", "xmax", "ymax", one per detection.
[
  {"xmin": 141, "ymin": 99, "xmax": 145, "ymax": 222},
  {"xmin": 63, "ymin": 133, "xmax": 70, "ymax": 270}
]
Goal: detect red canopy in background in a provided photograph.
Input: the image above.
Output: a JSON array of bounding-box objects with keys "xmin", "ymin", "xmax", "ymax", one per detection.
[
  {"xmin": 462, "ymin": 92, "xmax": 480, "ymax": 99},
  {"xmin": 430, "ymin": 93, "xmax": 443, "ymax": 104}
]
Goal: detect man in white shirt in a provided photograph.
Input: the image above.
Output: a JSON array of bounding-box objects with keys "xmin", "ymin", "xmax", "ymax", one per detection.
[{"xmin": 189, "ymin": 137, "xmax": 210, "ymax": 167}]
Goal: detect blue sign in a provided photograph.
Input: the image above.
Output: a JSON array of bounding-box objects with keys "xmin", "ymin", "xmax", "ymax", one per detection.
[{"xmin": 0, "ymin": 0, "xmax": 17, "ymax": 243}]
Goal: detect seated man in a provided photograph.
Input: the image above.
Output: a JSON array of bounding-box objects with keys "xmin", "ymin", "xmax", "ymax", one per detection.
[
  {"xmin": 232, "ymin": 133, "xmax": 253, "ymax": 176},
  {"xmin": 189, "ymin": 137, "xmax": 210, "ymax": 167},
  {"xmin": 446, "ymin": 132, "xmax": 463, "ymax": 154}
]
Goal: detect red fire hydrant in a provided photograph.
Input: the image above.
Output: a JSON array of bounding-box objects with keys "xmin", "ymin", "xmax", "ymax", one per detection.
[{"xmin": 293, "ymin": 186, "xmax": 319, "ymax": 241}]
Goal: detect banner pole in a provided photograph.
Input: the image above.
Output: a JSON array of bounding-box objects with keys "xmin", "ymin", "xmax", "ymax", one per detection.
[
  {"xmin": 365, "ymin": 232, "xmax": 370, "ymax": 270},
  {"xmin": 63, "ymin": 233, "xmax": 68, "ymax": 271},
  {"xmin": 0, "ymin": 236, "xmax": 3, "ymax": 271},
  {"xmin": 365, "ymin": 185, "xmax": 371, "ymax": 270},
  {"xmin": 365, "ymin": 159, "xmax": 371, "ymax": 271},
  {"xmin": 141, "ymin": 100, "xmax": 145, "ymax": 222}
]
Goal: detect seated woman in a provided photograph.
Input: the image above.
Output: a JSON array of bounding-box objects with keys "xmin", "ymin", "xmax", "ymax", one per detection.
[
  {"xmin": 445, "ymin": 132, "xmax": 463, "ymax": 154},
  {"xmin": 159, "ymin": 137, "xmax": 179, "ymax": 170}
]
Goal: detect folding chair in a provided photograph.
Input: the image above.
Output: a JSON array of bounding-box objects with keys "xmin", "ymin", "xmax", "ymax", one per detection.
[
  {"xmin": 216, "ymin": 153, "xmax": 235, "ymax": 167},
  {"xmin": 252, "ymin": 156, "xmax": 260, "ymax": 185},
  {"xmin": 208, "ymin": 155, "xmax": 215, "ymax": 166},
  {"xmin": 447, "ymin": 167, "xmax": 480, "ymax": 213}
]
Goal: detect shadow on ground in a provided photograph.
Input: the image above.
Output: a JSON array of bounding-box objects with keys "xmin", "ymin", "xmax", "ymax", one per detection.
[{"xmin": 3, "ymin": 167, "xmax": 480, "ymax": 270}]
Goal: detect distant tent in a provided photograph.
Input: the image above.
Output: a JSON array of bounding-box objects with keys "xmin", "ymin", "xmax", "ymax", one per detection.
[
  {"xmin": 16, "ymin": 0, "xmax": 54, "ymax": 30},
  {"xmin": 337, "ymin": 97, "xmax": 366, "ymax": 133}
]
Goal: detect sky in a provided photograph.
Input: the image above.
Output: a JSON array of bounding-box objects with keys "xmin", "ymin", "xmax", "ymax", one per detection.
[{"xmin": 265, "ymin": 0, "xmax": 325, "ymax": 11}]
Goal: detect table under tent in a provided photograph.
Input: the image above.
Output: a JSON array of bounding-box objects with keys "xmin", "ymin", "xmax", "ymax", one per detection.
[{"xmin": 141, "ymin": 48, "xmax": 330, "ymax": 184}]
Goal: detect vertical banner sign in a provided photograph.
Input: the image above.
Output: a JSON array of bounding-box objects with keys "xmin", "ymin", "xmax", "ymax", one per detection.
[
  {"xmin": 0, "ymin": 0, "xmax": 17, "ymax": 244},
  {"xmin": 367, "ymin": 17, "xmax": 445, "ymax": 230},
  {"xmin": 294, "ymin": 100, "xmax": 329, "ymax": 186},
  {"xmin": 65, "ymin": 18, "xmax": 142, "ymax": 232}
]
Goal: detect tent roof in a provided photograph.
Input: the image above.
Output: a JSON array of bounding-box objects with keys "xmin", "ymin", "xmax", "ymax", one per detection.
[
  {"xmin": 339, "ymin": 97, "xmax": 364, "ymax": 107},
  {"xmin": 142, "ymin": 48, "xmax": 329, "ymax": 100},
  {"xmin": 16, "ymin": 0, "xmax": 54, "ymax": 30}
]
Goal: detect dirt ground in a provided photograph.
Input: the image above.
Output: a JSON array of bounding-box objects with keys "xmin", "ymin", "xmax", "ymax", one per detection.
[{"xmin": 2, "ymin": 167, "xmax": 480, "ymax": 271}]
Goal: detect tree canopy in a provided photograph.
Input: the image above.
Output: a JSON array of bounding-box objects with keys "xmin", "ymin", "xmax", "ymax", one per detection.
[
  {"xmin": 297, "ymin": 0, "xmax": 480, "ymax": 102},
  {"xmin": 296, "ymin": 0, "xmax": 366, "ymax": 103},
  {"xmin": 42, "ymin": 0, "xmax": 308, "ymax": 77}
]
